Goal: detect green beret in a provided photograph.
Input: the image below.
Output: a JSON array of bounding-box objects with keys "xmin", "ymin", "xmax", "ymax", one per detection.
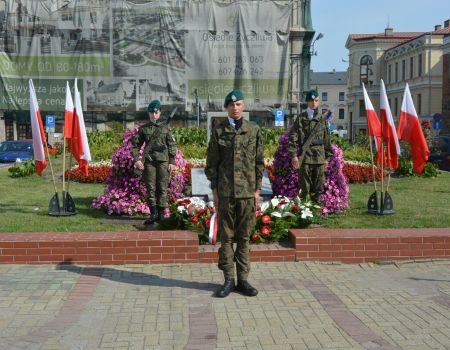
[
  {"xmin": 147, "ymin": 100, "xmax": 161, "ymax": 112},
  {"xmin": 305, "ymin": 89, "xmax": 319, "ymax": 102},
  {"xmin": 224, "ymin": 90, "xmax": 244, "ymax": 108}
]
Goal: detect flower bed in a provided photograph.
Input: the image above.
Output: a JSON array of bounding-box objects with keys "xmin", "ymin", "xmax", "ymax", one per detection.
[
  {"xmin": 343, "ymin": 161, "xmax": 383, "ymax": 183},
  {"xmin": 91, "ymin": 127, "xmax": 187, "ymax": 216}
]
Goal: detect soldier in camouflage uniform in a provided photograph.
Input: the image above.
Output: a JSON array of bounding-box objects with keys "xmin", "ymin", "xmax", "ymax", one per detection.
[
  {"xmin": 132, "ymin": 100, "xmax": 177, "ymax": 225},
  {"xmin": 205, "ymin": 90, "xmax": 264, "ymax": 298},
  {"xmin": 288, "ymin": 89, "xmax": 333, "ymax": 203}
]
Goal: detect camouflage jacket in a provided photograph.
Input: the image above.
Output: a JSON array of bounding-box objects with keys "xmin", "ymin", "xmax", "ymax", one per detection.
[
  {"xmin": 131, "ymin": 120, "xmax": 177, "ymax": 164},
  {"xmin": 287, "ymin": 109, "xmax": 333, "ymax": 164},
  {"xmin": 205, "ymin": 119, "xmax": 264, "ymax": 198}
]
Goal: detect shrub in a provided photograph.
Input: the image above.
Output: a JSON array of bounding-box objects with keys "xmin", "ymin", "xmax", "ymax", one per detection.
[{"xmin": 8, "ymin": 160, "xmax": 36, "ymax": 178}]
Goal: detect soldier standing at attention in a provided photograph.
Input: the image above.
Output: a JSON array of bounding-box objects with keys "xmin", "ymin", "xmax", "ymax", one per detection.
[
  {"xmin": 132, "ymin": 100, "xmax": 177, "ymax": 225},
  {"xmin": 205, "ymin": 90, "xmax": 264, "ymax": 298},
  {"xmin": 288, "ymin": 89, "xmax": 332, "ymax": 203}
]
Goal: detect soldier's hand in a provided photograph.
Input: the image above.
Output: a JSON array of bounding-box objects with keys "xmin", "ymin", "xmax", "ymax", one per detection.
[
  {"xmin": 254, "ymin": 189, "xmax": 261, "ymax": 207},
  {"xmin": 291, "ymin": 156, "xmax": 300, "ymax": 169},
  {"xmin": 168, "ymin": 164, "xmax": 177, "ymax": 172},
  {"xmin": 135, "ymin": 160, "xmax": 144, "ymax": 170}
]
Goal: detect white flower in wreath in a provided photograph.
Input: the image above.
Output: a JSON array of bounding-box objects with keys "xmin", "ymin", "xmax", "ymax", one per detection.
[
  {"xmin": 301, "ymin": 207, "xmax": 313, "ymax": 219},
  {"xmin": 177, "ymin": 206, "xmax": 187, "ymax": 214},
  {"xmin": 270, "ymin": 197, "xmax": 280, "ymax": 208},
  {"xmin": 260, "ymin": 201, "xmax": 270, "ymax": 212},
  {"xmin": 271, "ymin": 211, "xmax": 282, "ymax": 218}
]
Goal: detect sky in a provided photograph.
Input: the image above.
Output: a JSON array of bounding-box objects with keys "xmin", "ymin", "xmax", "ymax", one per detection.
[{"xmin": 310, "ymin": 0, "xmax": 450, "ymax": 72}]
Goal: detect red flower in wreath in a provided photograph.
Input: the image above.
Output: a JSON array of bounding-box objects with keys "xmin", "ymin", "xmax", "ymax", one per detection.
[
  {"xmin": 261, "ymin": 226, "xmax": 271, "ymax": 236},
  {"xmin": 261, "ymin": 215, "xmax": 271, "ymax": 224}
]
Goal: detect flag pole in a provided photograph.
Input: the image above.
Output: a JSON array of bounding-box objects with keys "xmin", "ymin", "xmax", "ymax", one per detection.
[
  {"xmin": 62, "ymin": 136, "xmax": 67, "ymax": 210},
  {"xmin": 368, "ymin": 136, "xmax": 378, "ymax": 192},
  {"xmin": 43, "ymin": 134, "xmax": 62, "ymax": 214}
]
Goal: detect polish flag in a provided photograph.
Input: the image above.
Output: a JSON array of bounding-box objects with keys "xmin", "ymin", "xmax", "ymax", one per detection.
[
  {"xmin": 362, "ymin": 84, "xmax": 383, "ymax": 164},
  {"xmin": 397, "ymin": 84, "xmax": 429, "ymax": 173},
  {"xmin": 380, "ymin": 80, "xmax": 400, "ymax": 169},
  {"xmin": 66, "ymin": 79, "xmax": 91, "ymax": 176},
  {"xmin": 29, "ymin": 79, "xmax": 47, "ymax": 176},
  {"xmin": 63, "ymin": 81, "xmax": 74, "ymax": 140}
]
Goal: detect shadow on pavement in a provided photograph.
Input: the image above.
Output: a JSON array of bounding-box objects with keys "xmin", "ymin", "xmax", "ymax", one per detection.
[{"xmin": 56, "ymin": 260, "xmax": 220, "ymax": 294}]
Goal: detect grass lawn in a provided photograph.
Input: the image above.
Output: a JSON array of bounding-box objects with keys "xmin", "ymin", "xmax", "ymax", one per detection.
[{"xmin": 0, "ymin": 166, "xmax": 449, "ymax": 232}]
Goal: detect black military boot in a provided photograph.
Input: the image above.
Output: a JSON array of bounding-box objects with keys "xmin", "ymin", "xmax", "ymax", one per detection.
[
  {"xmin": 215, "ymin": 278, "xmax": 235, "ymax": 298},
  {"xmin": 236, "ymin": 280, "xmax": 258, "ymax": 297},
  {"xmin": 144, "ymin": 206, "xmax": 158, "ymax": 225}
]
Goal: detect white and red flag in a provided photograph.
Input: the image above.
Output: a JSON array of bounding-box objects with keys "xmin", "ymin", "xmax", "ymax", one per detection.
[
  {"xmin": 63, "ymin": 81, "xmax": 74, "ymax": 142},
  {"xmin": 362, "ymin": 83, "xmax": 383, "ymax": 163},
  {"xmin": 66, "ymin": 79, "xmax": 91, "ymax": 176},
  {"xmin": 380, "ymin": 79, "xmax": 400, "ymax": 169},
  {"xmin": 397, "ymin": 84, "xmax": 429, "ymax": 173},
  {"xmin": 29, "ymin": 79, "xmax": 47, "ymax": 176}
]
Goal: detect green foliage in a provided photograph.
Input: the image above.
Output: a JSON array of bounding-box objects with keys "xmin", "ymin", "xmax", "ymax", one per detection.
[
  {"xmin": 396, "ymin": 157, "xmax": 439, "ymax": 178},
  {"xmin": 343, "ymin": 146, "xmax": 371, "ymax": 163},
  {"xmin": 419, "ymin": 162, "xmax": 438, "ymax": 178},
  {"xmin": 330, "ymin": 135, "xmax": 351, "ymax": 150},
  {"xmin": 87, "ymin": 124, "xmax": 124, "ymax": 161},
  {"xmin": 264, "ymin": 144, "xmax": 278, "ymax": 159},
  {"xmin": 8, "ymin": 160, "xmax": 36, "ymax": 178},
  {"xmin": 177, "ymin": 145, "xmax": 207, "ymax": 159},
  {"xmin": 173, "ymin": 127, "xmax": 207, "ymax": 147},
  {"xmin": 260, "ymin": 128, "xmax": 284, "ymax": 146},
  {"xmin": 354, "ymin": 134, "xmax": 371, "ymax": 148},
  {"xmin": 396, "ymin": 158, "xmax": 414, "ymax": 177}
]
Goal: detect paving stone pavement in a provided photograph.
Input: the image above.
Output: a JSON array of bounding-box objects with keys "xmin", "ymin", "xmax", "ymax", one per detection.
[{"xmin": 0, "ymin": 261, "xmax": 450, "ymax": 350}]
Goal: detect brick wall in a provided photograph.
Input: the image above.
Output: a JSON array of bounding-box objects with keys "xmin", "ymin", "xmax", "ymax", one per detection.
[{"xmin": 1, "ymin": 229, "xmax": 450, "ymax": 265}]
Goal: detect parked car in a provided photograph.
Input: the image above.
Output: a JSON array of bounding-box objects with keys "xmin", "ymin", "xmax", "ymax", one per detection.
[
  {"xmin": 429, "ymin": 135, "xmax": 450, "ymax": 171},
  {"xmin": 0, "ymin": 140, "xmax": 34, "ymax": 163}
]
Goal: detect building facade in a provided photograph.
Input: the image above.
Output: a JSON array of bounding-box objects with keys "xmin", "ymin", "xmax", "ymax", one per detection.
[
  {"xmin": 310, "ymin": 70, "xmax": 349, "ymax": 138},
  {"xmin": 0, "ymin": 0, "xmax": 316, "ymax": 142},
  {"xmin": 345, "ymin": 21, "xmax": 450, "ymax": 141},
  {"xmin": 443, "ymin": 31, "xmax": 450, "ymax": 134}
]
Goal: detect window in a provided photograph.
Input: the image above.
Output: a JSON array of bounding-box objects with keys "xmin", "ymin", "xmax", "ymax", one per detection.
[
  {"xmin": 395, "ymin": 62, "xmax": 398, "ymax": 82},
  {"xmin": 417, "ymin": 94, "xmax": 422, "ymax": 114},
  {"xmin": 359, "ymin": 99, "xmax": 366, "ymax": 117},
  {"xmin": 339, "ymin": 92, "xmax": 345, "ymax": 101},
  {"xmin": 418, "ymin": 54, "xmax": 423, "ymax": 76},
  {"xmin": 394, "ymin": 97, "xmax": 398, "ymax": 116},
  {"xmin": 339, "ymin": 108, "xmax": 345, "ymax": 119},
  {"xmin": 322, "ymin": 92, "xmax": 328, "ymax": 101},
  {"xmin": 388, "ymin": 64, "xmax": 392, "ymax": 83},
  {"xmin": 402, "ymin": 60, "xmax": 406, "ymax": 81},
  {"xmin": 410, "ymin": 57, "xmax": 414, "ymax": 79},
  {"xmin": 360, "ymin": 55, "xmax": 374, "ymax": 84}
]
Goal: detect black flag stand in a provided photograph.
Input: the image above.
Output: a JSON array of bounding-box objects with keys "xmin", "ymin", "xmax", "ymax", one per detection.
[
  {"xmin": 367, "ymin": 190, "xmax": 394, "ymax": 215},
  {"xmin": 49, "ymin": 134, "xmax": 77, "ymax": 216}
]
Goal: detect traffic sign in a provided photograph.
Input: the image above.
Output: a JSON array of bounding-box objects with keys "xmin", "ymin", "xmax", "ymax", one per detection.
[
  {"xmin": 46, "ymin": 115, "xmax": 55, "ymax": 132},
  {"xmin": 275, "ymin": 109, "xmax": 284, "ymax": 127}
]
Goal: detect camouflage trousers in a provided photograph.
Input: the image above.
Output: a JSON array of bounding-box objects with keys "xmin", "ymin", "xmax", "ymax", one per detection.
[
  {"xmin": 217, "ymin": 197, "xmax": 256, "ymax": 280},
  {"xmin": 143, "ymin": 160, "xmax": 170, "ymax": 207},
  {"xmin": 299, "ymin": 163, "xmax": 325, "ymax": 203}
]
